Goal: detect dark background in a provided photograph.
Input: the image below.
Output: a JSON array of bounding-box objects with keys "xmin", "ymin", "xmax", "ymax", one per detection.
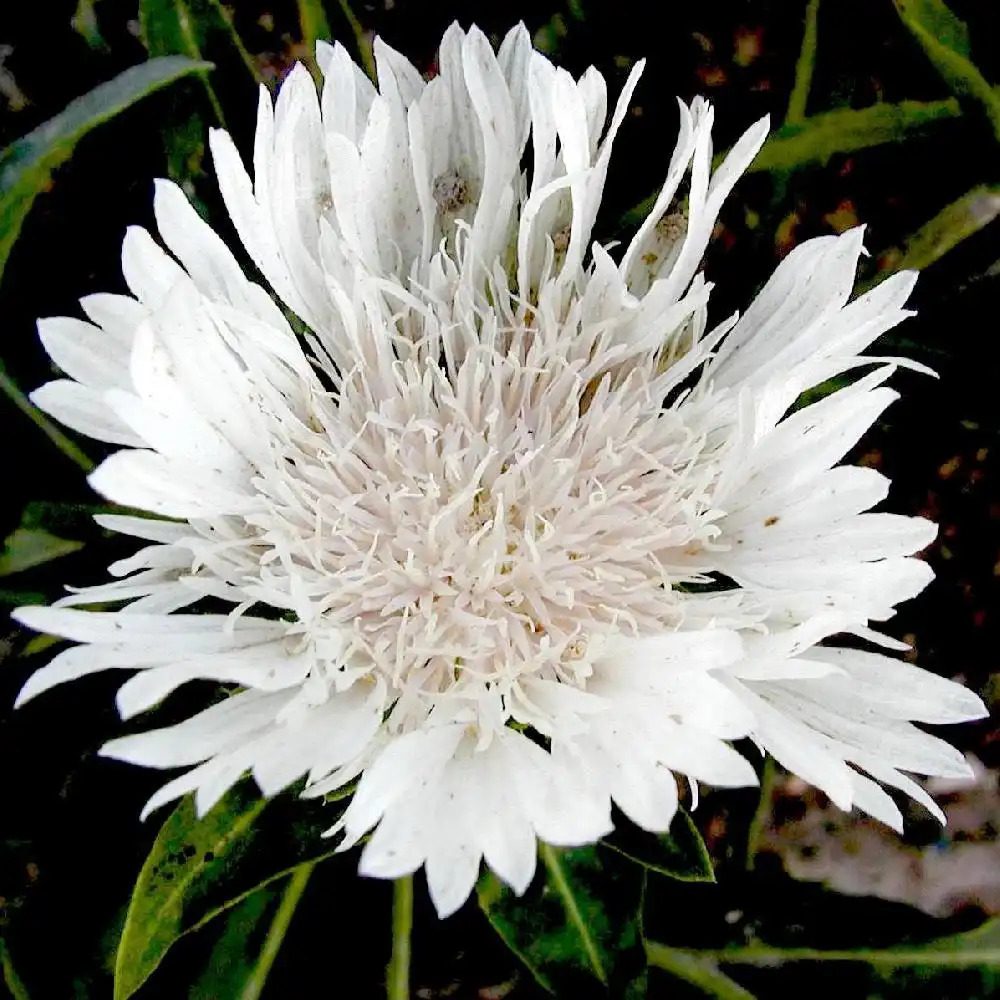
[{"xmin": 1, "ymin": 2, "xmax": 999, "ymax": 996}]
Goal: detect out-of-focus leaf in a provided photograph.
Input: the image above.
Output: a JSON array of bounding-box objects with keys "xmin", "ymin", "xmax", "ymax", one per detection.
[
  {"xmin": 602, "ymin": 810, "xmax": 715, "ymax": 883},
  {"xmin": 140, "ymin": 0, "xmax": 260, "ymax": 115},
  {"xmin": 646, "ymin": 916, "xmax": 1000, "ymax": 969},
  {"xmin": 297, "ymin": 0, "xmax": 333, "ymax": 80},
  {"xmin": 0, "ymin": 55, "xmax": 212, "ymax": 284},
  {"xmin": 621, "ymin": 97, "xmax": 963, "ymax": 228},
  {"xmin": 0, "ymin": 527, "xmax": 83, "ymax": 577},
  {"xmin": 894, "ymin": 0, "xmax": 970, "ymax": 57},
  {"xmin": 0, "ymin": 362, "xmax": 94, "ymax": 470},
  {"xmin": 894, "ymin": 0, "xmax": 1000, "ymax": 143},
  {"xmin": 0, "ymin": 589, "xmax": 46, "ymax": 608},
  {"xmin": 114, "ymin": 783, "xmax": 345, "ymax": 1000},
  {"xmin": 188, "ymin": 890, "xmax": 279, "ymax": 1000},
  {"xmin": 785, "ymin": 0, "xmax": 820, "ymax": 125},
  {"xmin": 139, "ymin": 0, "xmax": 261, "ymax": 188},
  {"xmin": 335, "ymin": 0, "xmax": 376, "ymax": 82},
  {"xmin": 477, "ymin": 844, "xmax": 646, "ymax": 996},
  {"xmin": 879, "ymin": 183, "xmax": 1000, "ymax": 278},
  {"xmin": 750, "ymin": 98, "xmax": 962, "ymax": 173}
]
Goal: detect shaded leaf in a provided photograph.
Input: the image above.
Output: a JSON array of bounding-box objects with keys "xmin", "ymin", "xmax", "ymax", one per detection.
[
  {"xmin": 0, "ymin": 527, "xmax": 83, "ymax": 577},
  {"xmin": 894, "ymin": 0, "xmax": 1000, "ymax": 143},
  {"xmin": 0, "ymin": 55, "xmax": 212, "ymax": 283},
  {"xmin": 114, "ymin": 783, "xmax": 346, "ymax": 1000},
  {"xmin": 602, "ymin": 810, "xmax": 715, "ymax": 883},
  {"xmin": 189, "ymin": 863, "xmax": 313, "ymax": 1000},
  {"xmin": 477, "ymin": 844, "xmax": 646, "ymax": 996},
  {"xmin": 188, "ymin": 889, "xmax": 279, "ymax": 1000}
]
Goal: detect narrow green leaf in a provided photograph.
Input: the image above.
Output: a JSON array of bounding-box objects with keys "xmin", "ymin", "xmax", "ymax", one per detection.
[
  {"xmin": 750, "ymin": 97, "xmax": 962, "ymax": 173},
  {"xmin": 336, "ymin": 0, "xmax": 376, "ymax": 83},
  {"xmin": 113, "ymin": 782, "xmax": 347, "ymax": 1000},
  {"xmin": 602, "ymin": 810, "xmax": 715, "ymax": 883},
  {"xmin": 0, "ymin": 937, "xmax": 33, "ymax": 1000},
  {"xmin": 188, "ymin": 889, "xmax": 279, "ymax": 1000},
  {"xmin": 477, "ymin": 844, "xmax": 646, "ymax": 995},
  {"xmin": 0, "ymin": 55, "xmax": 212, "ymax": 284},
  {"xmin": 894, "ymin": 0, "xmax": 1000, "ymax": 143},
  {"xmin": 894, "ymin": 0, "xmax": 970, "ymax": 57},
  {"xmin": 646, "ymin": 917, "xmax": 1000, "ymax": 968},
  {"xmin": 879, "ymin": 182, "xmax": 1000, "ymax": 278},
  {"xmin": 621, "ymin": 97, "xmax": 964, "ymax": 229},
  {"xmin": 646, "ymin": 946, "xmax": 757, "ymax": 1000},
  {"xmin": 0, "ymin": 362, "xmax": 94, "ymax": 471},
  {"xmin": 0, "ymin": 527, "xmax": 83, "ymax": 577},
  {"xmin": 785, "ymin": 0, "xmax": 820, "ymax": 125},
  {"xmin": 297, "ymin": 0, "xmax": 333, "ymax": 80}
]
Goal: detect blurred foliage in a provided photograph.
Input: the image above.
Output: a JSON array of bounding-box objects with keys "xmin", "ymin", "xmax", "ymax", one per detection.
[{"xmin": 1, "ymin": 1, "xmax": 999, "ymax": 998}]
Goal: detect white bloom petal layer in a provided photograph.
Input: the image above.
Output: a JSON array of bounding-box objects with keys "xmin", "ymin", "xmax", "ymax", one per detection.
[{"xmin": 14, "ymin": 22, "xmax": 985, "ymax": 917}]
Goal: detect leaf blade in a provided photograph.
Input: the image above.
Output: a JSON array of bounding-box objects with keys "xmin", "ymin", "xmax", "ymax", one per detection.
[
  {"xmin": 477, "ymin": 844, "xmax": 646, "ymax": 996},
  {"xmin": 602, "ymin": 810, "xmax": 715, "ymax": 883},
  {"xmin": 113, "ymin": 783, "xmax": 345, "ymax": 1000},
  {"xmin": 0, "ymin": 55, "xmax": 213, "ymax": 284},
  {"xmin": 0, "ymin": 527, "xmax": 83, "ymax": 577}
]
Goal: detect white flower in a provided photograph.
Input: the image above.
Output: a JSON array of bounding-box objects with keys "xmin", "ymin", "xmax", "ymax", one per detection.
[{"xmin": 14, "ymin": 23, "xmax": 985, "ymax": 917}]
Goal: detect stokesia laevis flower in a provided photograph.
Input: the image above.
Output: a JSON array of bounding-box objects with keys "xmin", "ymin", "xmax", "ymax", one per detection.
[{"xmin": 13, "ymin": 23, "xmax": 986, "ymax": 917}]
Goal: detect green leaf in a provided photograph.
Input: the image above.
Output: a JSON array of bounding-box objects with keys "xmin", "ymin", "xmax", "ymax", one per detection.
[
  {"xmin": 296, "ymin": 0, "xmax": 333, "ymax": 80},
  {"xmin": 750, "ymin": 97, "xmax": 962, "ymax": 173},
  {"xmin": 0, "ymin": 55, "xmax": 212, "ymax": 284},
  {"xmin": 646, "ymin": 917, "xmax": 1000, "ymax": 968},
  {"xmin": 188, "ymin": 889, "xmax": 279, "ymax": 1000},
  {"xmin": 189, "ymin": 863, "xmax": 314, "ymax": 1000},
  {"xmin": 894, "ymin": 0, "xmax": 970, "ymax": 57},
  {"xmin": 139, "ymin": 0, "xmax": 261, "ymax": 188},
  {"xmin": 114, "ymin": 783, "xmax": 346, "ymax": 1000},
  {"xmin": 0, "ymin": 937, "xmax": 33, "ymax": 1000},
  {"xmin": 0, "ymin": 361, "xmax": 94, "ymax": 471},
  {"xmin": 894, "ymin": 0, "xmax": 1000, "ymax": 144},
  {"xmin": 0, "ymin": 526, "xmax": 83, "ymax": 577},
  {"xmin": 878, "ymin": 183, "xmax": 1000, "ymax": 278},
  {"xmin": 477, "ymin": 844, "xmax": 646, "ymax": 996},
  {"xmin": 785, "ymin": 0, "xmax": 820, "ymax": 125},
  {"xmin": 621, "ymin": 97, "xmax": 965, "ymax": 228},
  {"xmin": 602, "ymin": 810, "xmax": 715, "ymax": 883},
  {"xmin": 139, "ymin": 0, "xmax": 259, "ymax": 116}
]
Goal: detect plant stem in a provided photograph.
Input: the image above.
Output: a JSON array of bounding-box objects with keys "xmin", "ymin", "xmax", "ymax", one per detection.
[
  {"xmin": 387, "ymin": 874, "xmax": 414, "ymax": 1000},
  {"xmin": 744, "ymin": 756, "xmax": 776, "ymax": 871},
  {"xmin": 239, "ymin": 862, "xmax": 315, "ymax": 1000},
  {"xmin": 645, "ymin": 944, "xmax": 757, "ymax": 999}
]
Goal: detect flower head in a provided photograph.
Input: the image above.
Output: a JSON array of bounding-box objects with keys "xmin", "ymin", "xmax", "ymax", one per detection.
[{"xmin": 15, "ymin": 24, "xmax": 985, "ymax": 916}]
